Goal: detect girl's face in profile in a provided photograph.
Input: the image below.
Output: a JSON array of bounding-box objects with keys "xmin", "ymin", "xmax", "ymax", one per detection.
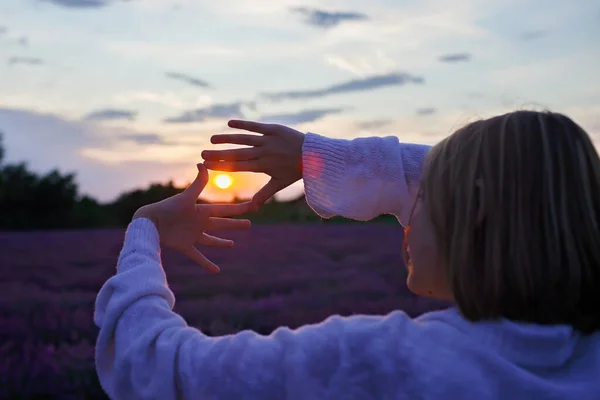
[{"xmin": 405, "ymin": 190, "xmax": 452, "ymax": 301}]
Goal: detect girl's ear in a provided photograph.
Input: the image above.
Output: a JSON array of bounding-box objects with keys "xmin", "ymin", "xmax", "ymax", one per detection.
[{"xmin": 475, "ymin": 179, "xmax": 485, "ymax": 225}]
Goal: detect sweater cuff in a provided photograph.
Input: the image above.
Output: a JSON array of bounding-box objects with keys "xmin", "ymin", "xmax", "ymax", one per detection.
[
  {"xmin": 302, "ymin": 132, "xmax": 351, "ymax": 218},
  {"xmin": 117, "ymin": 218, "xmax": 161, "ymax": 273}
]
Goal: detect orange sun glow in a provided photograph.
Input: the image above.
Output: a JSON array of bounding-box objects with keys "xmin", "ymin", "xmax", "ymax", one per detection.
[{"xmin": 214, "ymin": 174, "xmax": 233, "ymax": 189}]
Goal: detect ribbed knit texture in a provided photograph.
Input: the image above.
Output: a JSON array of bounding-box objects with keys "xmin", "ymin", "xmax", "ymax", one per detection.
[{"xmin": 302, "ymin": 132, "xmax": 431, "ymax": 224}]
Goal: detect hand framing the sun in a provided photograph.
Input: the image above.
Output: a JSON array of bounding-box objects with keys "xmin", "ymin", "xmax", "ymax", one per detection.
[
  {"xmin": 201, "ymin": 120, "xmax": 305, "ymax": 210},
  {"xmin": 132, "ymin": 163, "xmax": 252, "ymax": 273}
]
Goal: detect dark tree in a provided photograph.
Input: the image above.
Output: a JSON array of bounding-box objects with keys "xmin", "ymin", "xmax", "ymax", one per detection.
[
  {"xmin": 108, "ymin": 181, "xmax": 184, "ymax": 226},
  {"xmin": 0, "ymin": 163, "xmax": 80, "ymax": 230},
  {"xmin": 0, "ymin": 131, "xmax": 4, "ymax": 165}
]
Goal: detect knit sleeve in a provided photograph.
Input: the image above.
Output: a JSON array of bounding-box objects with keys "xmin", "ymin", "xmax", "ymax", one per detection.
[
  {"xmin": 94, "ymin": 218, "xmax": 415, "ymax": 400},
  {"xmin": 301, "ymin": 133, "xmax": 431, "ymax": 225}
]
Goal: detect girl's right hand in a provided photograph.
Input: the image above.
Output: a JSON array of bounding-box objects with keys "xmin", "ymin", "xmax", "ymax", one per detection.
[{"xmin": 202, "ymin": 120, "xmax": 305, "ymax": 210}]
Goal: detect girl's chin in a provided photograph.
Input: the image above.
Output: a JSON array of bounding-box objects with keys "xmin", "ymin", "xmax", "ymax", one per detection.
[{"xmin": 406, "ymin": 272, "xmax": 417, "ymax": 294}]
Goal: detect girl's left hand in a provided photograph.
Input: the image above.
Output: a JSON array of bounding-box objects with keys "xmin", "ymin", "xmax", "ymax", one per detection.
[{"xmin": 132, "ymin": 163, "xmax": 252, "ymax": 273}]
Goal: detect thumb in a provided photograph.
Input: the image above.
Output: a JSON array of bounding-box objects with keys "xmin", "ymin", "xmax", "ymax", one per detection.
[
  {"xmin": 184, "ymin": 163, "xmax": 209, "ymax": 199},
  {"xmin": 251, "ymin": 179, "xmax": 287, "ymax": 211}
]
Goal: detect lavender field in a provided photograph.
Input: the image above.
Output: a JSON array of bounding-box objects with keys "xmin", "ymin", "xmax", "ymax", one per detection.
[{"xmin": 0, "ymin": 224, "xmax": 451, "ymax": 399}]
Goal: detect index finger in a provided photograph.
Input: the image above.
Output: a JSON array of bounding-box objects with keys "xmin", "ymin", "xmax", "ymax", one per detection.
[
  {"xmin": 228, "ymin": 120, "xmax": 275, "ymax": 135},
  {"xmin": 210, "ymin": 134, "xmax": 265, "ymax": 146},
  {"xmin": 208, "ymin": 202, "xmax": 253, "ymax": 217},
  {"xmin": 183, "ymin": 247, "xmax": 220, "ymax": 273}
]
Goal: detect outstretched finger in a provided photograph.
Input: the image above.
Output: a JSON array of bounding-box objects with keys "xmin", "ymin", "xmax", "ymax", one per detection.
[
  {"xmin": 198, "ymin": 233, "xmax": 234, "ymax": 248},
  {"xmin": 203, "ymin": 160, "xmax": 263, "ymax": 173},
  {"xmin": 207, "ymin": 217, "xmax": 251, "ymax": 230},
  {"xmin": 252, "ymin": 179, "xmax": 288, "ymax": 211},
  {"xmin": 182, "ymin": 165, "xmax": 209, "ymax": 200},
  {"xmin": 228, "ymin": 120, "xmax": 276, "ymax": 135},
  {"xmin": 202, "ymin": 147, "xmax": 262, "ymax": 162},
  {"xmin": 210, "ymin": 134, "xmax": 265, "ymax": 146},
  {"xmin": 208, "ymin": 202, "xmax": 252, "ymax": 217},
  {"xmin": 182, "ymin": 247, "xmax": 220, "ymax": 273}
]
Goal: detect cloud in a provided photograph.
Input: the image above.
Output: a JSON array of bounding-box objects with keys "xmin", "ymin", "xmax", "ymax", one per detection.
[
  {"xmin": 0, "ymin": 107, "xmax": 207, "ymax": 202},
  {"xmin": 262, "ymin": 72, "xmax": 424, "ymax": 102},
  {"xmin": 259, "ymin": 108, "xmax": 345, "ymax": 125},
  {"xmin": 40, "ymin": 0, "xmax": 114, "ymax": 8},
  {"xmin": 438, "ymin": 53, "xmax": 472, "ymax": 63},
  {"xmin": 83, "ymin": 109, "xmax": 137, "ymax": 121},
  {"xmin": 17, "ymin": 36, "xmax": 29, "ymax": 47},
  {"xmin": 1, "ymin": 108, "xmax": 107, "ymax": 152},
  {"xmin": 519, "ymin": 30, "xmax": 547, "ymax": 41},
  {"xmin": 356, "ymin": 119, "xmax": 392, "ymax": 130},
  {"xmin": 116, "ymin": 133, "xmax": 210, "ymax": 147},
  {"xmin": 325, "ymin": 55, "xmax": 371, "ymax": 76},
  {"xmin": 8, "ymin": 57, "xmax": 44, "ymax": 66},
  {"xmin": 104, "ymin": 41, "xmax": 242, "ymax": 62},
  {"xmin": 115, "ymin": 133, "xmax": 212, "ymax": 147},
  {"xmin": 113, "ymin": 91, "xmax": 212, "ymax": 110},
  {"xmin": 165, "ymin": 72, "xmax": 210, "ymax": 88},
  {"xmin": 417, "ymin": 108, "xmax": 436, "ymax": 116},
  {"xmin": 325, "ymin": 52, "xmax": 397, "ymax": 77},
  {"xmin": 0, "ymin": 26, "xmax": 7, "ymax": 36},
  {"xmin": 118, "ymin": 133, "xmax": 167, "ymax": 145},
  {"xmin": 291, "ymin": 7, "xmax": 369, "ymax": 29},
  {"xmin": 466, "ymin": 91, "xmax": 485, "ymax": 99},
  {"xmin": 164, "ymin": 101, "xmax": 255, "ymax": 124}
]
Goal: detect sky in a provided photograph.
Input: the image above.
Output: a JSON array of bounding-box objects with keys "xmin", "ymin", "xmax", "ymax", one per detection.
[{"xmin": 0, "ymin": 0, "xmax": 599, "ymax": 202}]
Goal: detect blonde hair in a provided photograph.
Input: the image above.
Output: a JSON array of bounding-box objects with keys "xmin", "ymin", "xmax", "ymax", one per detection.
[{"xmin": 423, "ymin": 110, "xmax": 600, "ymax": 333}]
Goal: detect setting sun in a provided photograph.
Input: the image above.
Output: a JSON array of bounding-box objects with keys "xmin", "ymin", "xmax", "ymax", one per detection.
[{"xmin": 214, "ymin": 174, "xmax": 233, "ymax": 190}]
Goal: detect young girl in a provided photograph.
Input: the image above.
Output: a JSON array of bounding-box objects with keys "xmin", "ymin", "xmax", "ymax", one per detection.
[{"xmin": 95, "ymin": 110, "xmax": 600, "ymax": 399}]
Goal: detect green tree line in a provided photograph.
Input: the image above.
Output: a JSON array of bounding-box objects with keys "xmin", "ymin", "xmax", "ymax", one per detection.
[{"xmin": 0, "ymin": 133, "xmax": 396, "ymax": 230}]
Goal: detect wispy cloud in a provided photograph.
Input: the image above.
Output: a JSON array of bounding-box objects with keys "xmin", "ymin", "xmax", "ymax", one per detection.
[
  {"xmin": 262, "ymin": 72, "xmax": 424, "ymax": 102},
  {"xmin": 325, "ymin": 55, "xmax": 371, "ymax": 76},
  {"xmin": 41, "ymin": 0, "xmax": 115, "ymax": 8},
  {"xmin": 417, "ymin": 108, "xmax": 436, "ymax": 116},
  {"xmin": 119, "ymin": 133, "xmax": 170, "ymax": 146},
  {"xmin": 113, "ymin": 91, "xmax": 212, "ymax": 110},
  {"xmin": 164, "ymin": 101, "xmax": 254, "ymax": 124},
  {"xmin": 8, "ymin": 57, "xmax": 44, "ymax": 66},
  {"xmin": 325, "ymin": 51, "xmax": 397, "ymax": 77},
  {"xmin": 291, "ymin": 7, "xmax": 369, "ymax": 29},
  {"xmin": 117, "ymin": 133, "xmax": 209, "ymax": 147},
  {"xmin": 519, "ymin": 30, "xmax": 548, "ymax": 41},
  {"xmin": 439, "ymin": 53, "xmax": 472, "ymax": 63},
  {"xmin": 165, "ymin": 72, "xmax": 210, "ymax": 88},
  {"xmin": 84, "ymin": 109, "xmax": 137, "ymax": 121},
  {"xmin": 466, "ymin": 91, "xmax": 485, "ymax": 99},
  {"xmin": 104, "ymin": 41, "xmax": 242, "ymax": 62},
  {"xmin": 0, "ymin": 107, "xmax": 197, "ymax": 202},
  {"xmin": 1, "ymin": 28, "xmax": 30, "ymax": 46},
  {"xmin": 259, "ymin": 108, "xmax": 345, "ymax": 125},
  {"xmin": 357, "ymin": 119, "xmax": 392, "ymax": 130}
]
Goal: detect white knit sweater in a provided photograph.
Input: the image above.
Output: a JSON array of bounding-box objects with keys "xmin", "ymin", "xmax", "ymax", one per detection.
[{"xmin": 94, "ymin": 133, "xmax": 600, "ymax": 400}]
